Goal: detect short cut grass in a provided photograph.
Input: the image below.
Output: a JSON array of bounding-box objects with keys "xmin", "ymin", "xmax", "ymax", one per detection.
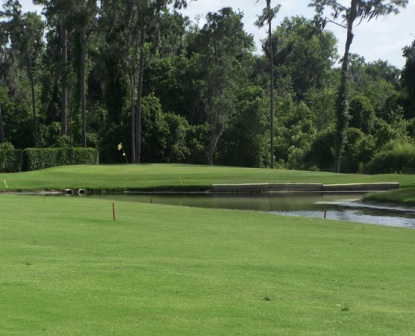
[
  {"xmin": 1, "ymin": 194, "xmax": 415, "ymax": 335},
  {"xmin": 1, "ymin": 163, "xmax": 415, "ymax": 192}
]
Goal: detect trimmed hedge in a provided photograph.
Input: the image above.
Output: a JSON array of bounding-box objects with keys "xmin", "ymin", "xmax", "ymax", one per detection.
[
  {"xmin": 0, "ymin": 149, "xmax": 23, "ymax": 173},
  {"xmin": 0, "ymin": 148, "xmax": 99, "ymax": 172}
]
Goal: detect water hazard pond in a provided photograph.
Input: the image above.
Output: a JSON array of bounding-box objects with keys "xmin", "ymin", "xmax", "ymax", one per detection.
[{"xmin": 88, "ymin": 192, "xmax": 415, "ymax": 229}]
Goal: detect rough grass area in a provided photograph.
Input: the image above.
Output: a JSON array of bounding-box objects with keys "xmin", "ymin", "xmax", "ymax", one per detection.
[
  {"xmin": 1, "ymin": 195, "xmax": 415, "ymax": 335},
  {"xmin": 0, "ymin": 164, "xmax": 414, "ymax": 192}
]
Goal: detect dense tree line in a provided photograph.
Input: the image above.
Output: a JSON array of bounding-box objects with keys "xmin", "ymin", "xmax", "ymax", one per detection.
[{"xmin": 0, "ymin": 0, "xmax": 414, "ymax": 173}]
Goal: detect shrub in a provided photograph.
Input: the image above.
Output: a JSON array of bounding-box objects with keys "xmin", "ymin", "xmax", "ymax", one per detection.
[
  {"xmin": 303, "ymin": 127, "xmax": 335, "ymax": 171},
  {"xmin": 0, "ymin": 143, "xmax": 23, "ymax": 172},
  {"xmin": 367, "ymin": 140, "xmax": 415, "ymax": 174},
  {"xmin": 341, "ymin": 128, "xmax": 376, "ymax": 173},
  {"xmin": 22, "ymin": 148, "xmax": 99, "ymax": 171}
]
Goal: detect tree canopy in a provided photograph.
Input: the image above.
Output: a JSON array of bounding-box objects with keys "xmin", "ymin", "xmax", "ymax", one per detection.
[{"xmin": 0, "ymin": 0, "xmax": 413, "ymax": 174}]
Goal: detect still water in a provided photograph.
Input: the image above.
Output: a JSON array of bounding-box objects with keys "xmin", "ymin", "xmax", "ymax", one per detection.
[{"xmin": 89, "ymin": 192, "xmax": 415, "ymax": 229}]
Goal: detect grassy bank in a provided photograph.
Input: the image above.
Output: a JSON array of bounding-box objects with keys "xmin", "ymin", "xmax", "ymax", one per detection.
[
  {"xmin": 1, "ymin": 164, "xmax": 415, "ymax": 192},
  {"xmin": 364, "ymin": 187, "xmax": 415, "ymax": 206},
  {"xmin": 1, "ymin": 194, "xmax": 415, "ymax": 335}
]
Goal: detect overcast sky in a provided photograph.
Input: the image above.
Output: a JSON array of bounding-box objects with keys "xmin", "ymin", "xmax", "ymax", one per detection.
[{"xmin": 20, "ymin": 0, "xmax": 414, "ymax": 69}]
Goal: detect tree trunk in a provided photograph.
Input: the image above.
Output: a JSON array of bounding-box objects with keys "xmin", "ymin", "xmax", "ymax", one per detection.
[
  {"xmin": 130, "ymin": 73, "xmax": 135, "ymax": 163},
  {"xmin": 61, "ymin": 26, "xmax": 68, "ymax": 136},
  {"xmin": 134, "ymin": 26, "xmax": 146, "ymax": 164},
  {"xmin": 27, "ymin": 56, "xmax": 38, "ymax": 148},
  {"xmin": 208, "ymin": 120, "xmax": 225, "ymax": 165},
  {"xmin": 0, "ymin": 104, "xmax": 4, "ymax": 144},
  {"xmin": 268, "ymin": 3, "xmax": 275, "ymax": 169},
  {"xmin": 334, "ymin": 2, "xmax": 356, "ymax": 173},
  {"xmin": 80, "ymin": 29, "xmax": 87, "ymax": 147}
]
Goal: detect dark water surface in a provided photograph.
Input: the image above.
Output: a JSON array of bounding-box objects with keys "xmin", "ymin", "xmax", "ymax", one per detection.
[{"xmin": 88, "ymin": 192, "xmax": 415, "ymax": 229}]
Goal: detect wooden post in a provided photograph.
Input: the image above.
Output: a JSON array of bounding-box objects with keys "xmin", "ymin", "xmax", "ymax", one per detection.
[{"xmin": 112, "ymin": 202, "xmax": 116, "ymax": 221}]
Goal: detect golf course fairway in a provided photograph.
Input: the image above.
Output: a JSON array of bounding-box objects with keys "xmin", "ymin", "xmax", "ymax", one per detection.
[{"xmin": 1, "ymin": 192, "xmax": 415, "ymax": 335}]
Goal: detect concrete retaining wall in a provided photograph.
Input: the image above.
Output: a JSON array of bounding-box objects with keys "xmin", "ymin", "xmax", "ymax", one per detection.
[
  {"xmin": 212, "ymin": 183, "xmax": 323, "ymax": 193},
  {"xmin": 322, "ymin": 182, "xmax": 399, "ymax": 192},
  {"xmin": 211, "ymin": 182, "xmax": 399, "ymax": 193}
]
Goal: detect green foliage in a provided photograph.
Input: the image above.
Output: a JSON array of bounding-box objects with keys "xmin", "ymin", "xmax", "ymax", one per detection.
[
  {"xmin": 195, "ymin": 7, "xmax": 254, "ymax": 164},
  {"xmin": 305, "ymin": 87, "xmax": 336, "ymax": 131},
  {"xmin": 341, "ymin": 128, "xmax": 376, "ymax": 173},
  {"xmin": 303, "ymin": 127, "xmax": 336, "ymax": 171},
  {"xmin": 0, "ymin": 85, "xmax": 34, "ymax": 149},
  {"xmin": 347, "ymin": 56, "xmax": 402, "ymax": 119},
  {"xmin": 0, "ymin": 2, "xmax": 412, "ymax": 171},
  {"xmin": 367, "ymin": 139, "xmax": 415, "ymax": 174},
  {"xmin": 270, "ymin": 16, "xmax": 338, "ymax": 100},
  {"xmin": 141, "ymin": 94, "xmax": 169, "ymax": 162},
  {"xmin": 22, "ymin": 147, "xmax": 99, "ymax": 171},
  {"xmin": 0, "ymin": 141, "xmax": 14, "ymax": 150},
  {"xmin": 401, "ymin": 39, "xmax": 415, "ymax": 118},
  {"xmin": 275, "ymin": 96, "xmax": 317, "ymax": 169},
  {"xmin": 348, "ymin": 95, "xmax": 375, "ymax": 133},
  {"xmin": 0, "ymin": 142, "xmax": 23, "ymax": 172},
  {"xmin": 164, "ymin": 113, "xmax": 190, "ymax": 162},
  {"xmin": 217, "ymin": 86, "xmax": 269, "ymax": 167},
  {"xmin": 185, "ymin": 123, "xmax": 210, "ymax": 164}
]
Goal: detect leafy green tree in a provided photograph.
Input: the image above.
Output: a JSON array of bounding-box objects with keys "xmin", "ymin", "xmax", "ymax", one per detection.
[
  {"xmin": 275, "ymin": 95, "xmax": 317, "ymax": 169},
  {"xmin": 16, "ymin": 12, "xmax": 44, "ymax": 147},
  {"xmin": 309, "ymin": 0, "xmax": 408, "ymax": 172},
  {"xmin": 255, "ymin": 0, "xmax": 280, "ymax": 169},
  {"xmin": 305, "ymin": 87, "xmax": 336, "ymax": 131},
  {"xmin": 348, "ymin": 95, "xmax": 375, "ymax": 133},
  {"xmin": 367, "ymin": 139, "xmax": 415, "ymax": 174},
  {"xmin": 346, "ymin": 55, "xmax": 402, "ymax": 121},
  {"xmin": 140, "ymin": 93, "xmax": 169, "ymax": 162},
  {"xmin": 6, "ymin": 7, "xmax": 45, "ymax": 148},
  {"xmin": 185, "ymin": 123, "xmax": 210, "ymax": 164},
  {"xmin": 69, "ymin": 0, "xmax": 97, "ymax": 147},
  {"xmin": 195, "ymin": 7, "xmax": 254, "ymax": 164},
  {"xmin": 373, "ymin": 109, "xmax": 408, "ymax": 148},
  {"xmin": 144, "ymin": 52, "xmax": 205, "ymax": 123},
  {"xmin": 270, "ymin": 16, "xmax": 338, "ymax": 100},
  {"xmin": 0, "ymin": 103, "xmax": 4, "ymax": 143},
  {"xmin": 341, "ymin": 127, "xmax": 376, "ymax": 173},
  {"xmin": 217, "ymin": 86, "xmax": 269, "ymax": 167},
  {"xmin": 0, "ymin": 85, "xmax": 33, "ymax": 148},
  {"xmin": 0, "ymin": 2, "xmax": 15, "ymax": 145},
  {"xmin": 164, "ymin": 112, "xmax": 190, "ymax": 162},
  {"xmin": 303, "ymin": 126, "xmax": 336, "ymax": 171},
  {"xmin": 0, "ymin": 0, "xmax": 34, "ymax": 148},
  {"xmin": 401, "ymin": 39, "xmax": 415, "ymax": 118},
  {"xmin": 34, "ymin": 0, "xmax": 74, "ymax": 137},
  {"xmin": 99, "ymin": 0, "xmax": 188, "ymax": 163}
]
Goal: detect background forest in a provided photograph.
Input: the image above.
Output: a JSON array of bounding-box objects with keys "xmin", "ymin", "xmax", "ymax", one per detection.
[{"xmin": 0, "ymin": 0, "xmax": 414, "ymax": 173}]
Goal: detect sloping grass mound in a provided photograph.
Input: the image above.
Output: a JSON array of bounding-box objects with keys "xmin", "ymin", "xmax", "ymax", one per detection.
[
  {"xmin": 1, "ymin": 163, "xmax": 414, "ymax": 192},
  {"xmin": 364, "ymin": 187, "xmax": 415, "ymax": 206}
]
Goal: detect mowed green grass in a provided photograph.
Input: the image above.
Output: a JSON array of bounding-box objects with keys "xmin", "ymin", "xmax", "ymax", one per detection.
[
  {"xmin": 364, "ymin": 187, "xmax": 415, "ymax": 206},
  {"xmin": 1, "ymin": 194, "xmax": 415, "ymax": 335},
  {"xmin": 1, "ymin": 164, "xmax": 415, "ymax": 191}
]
